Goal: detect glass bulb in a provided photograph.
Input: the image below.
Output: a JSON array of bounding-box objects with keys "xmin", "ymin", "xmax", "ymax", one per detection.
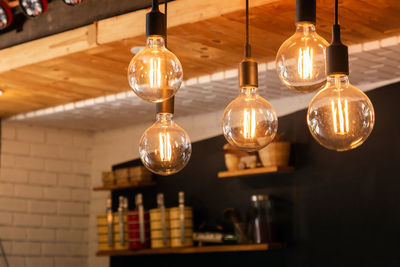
[
  {"xmin": 307, "ymin": 75, "xmax": 375, "ymax": 151},
  {"xmin": 276, "ymin": 22, "xmax": 329, "ymax": 93},
  {"xmin": 222, "ymin": 87, "xmax": 278, "ymax": 152},
  {"xmin": 128, "ymin": 36, "xmax": 183, "ymax": 103},
  {"xmin": 139, "ymin": 113, "xmax": 191, "ymax": 175}
]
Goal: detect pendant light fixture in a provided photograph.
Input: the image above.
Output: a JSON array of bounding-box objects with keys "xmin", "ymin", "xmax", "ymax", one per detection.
[
  {"xmin": 276, "ymin": 0, "xmax": 329, "ymax": 93},
  {"xmin": 307, "ymin": 0, "xmax": 375, "ymax": 151},
  {"xmin": 139, "ymin": 1, "xmax": 191, "ymax": 176},
  {"xmin": 19, "ymin": 0, "xmax": 47, "ymax": 18},
  {"xmin": 0, "ymin": 0, "xmax": 12, "ymax": 30},
  {"xmin": 128, "ymin": 0, "xmax": 183, "ymax": 103},
  {"xmin": 222, "ymin": 0, "xmax": 278, "ymax": 152}
]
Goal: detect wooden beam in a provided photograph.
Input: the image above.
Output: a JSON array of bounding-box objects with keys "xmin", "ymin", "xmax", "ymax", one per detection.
[
  {"xmin": 96, "ymin": 0, "xmax": 279, "ymax": 44},
  {"xmin": 0, "ymin": 24, "xmax": 97, "ymax": 73}
]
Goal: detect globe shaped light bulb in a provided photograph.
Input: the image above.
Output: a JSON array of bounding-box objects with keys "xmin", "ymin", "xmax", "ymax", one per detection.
[
  {"xmin": 139, "ymin": 113, "xmax": 191, "ymax": 175},
  {"xmin": 307, "ymin": 75, "xmax": 375, "ymax": 151},
  {"xmin": 222, "ymin": 87, "xmax": 278, "ymax": 152},
  {"xmin": 276, "ymin": 22, "xmax": 329, "ymax": 93},
  {"xmin": 128, "ymin": 36, "xmax": 183, "ymax": 103}
]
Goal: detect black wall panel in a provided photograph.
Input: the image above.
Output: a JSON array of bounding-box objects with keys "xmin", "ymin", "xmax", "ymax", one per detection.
[{"xmin": 111, "ymin": 82, "xmax": 400, "ymax": 267}]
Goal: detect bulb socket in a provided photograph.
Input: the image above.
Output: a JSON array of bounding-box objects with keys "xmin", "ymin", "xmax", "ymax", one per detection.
[
  {"xmin": 156, "ymin": 97, "xmax": 174, "ymax": 114},
  {"xmin": 296, "ymin": 0, "xmax": 316, "ymax": 24},
  {"xmin": 239, "ymin": 58, "xmax": 258, "ymax": 88},
  {"xmin": 326, "ymin": 24, "xmax": 349, "ymax": 75},
  {"xmin": 146, "ymin": 4, "xmax": 166, "ymax": 37}
]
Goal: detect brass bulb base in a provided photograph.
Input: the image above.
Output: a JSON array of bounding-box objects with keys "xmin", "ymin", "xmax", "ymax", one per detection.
[
  {"xmin": 239, "ymin": 58, "xmax": 258, "ymax": 88},
  {"xmin": 156, "ymin": 97, "xmax": 174, "ymax": 114}
]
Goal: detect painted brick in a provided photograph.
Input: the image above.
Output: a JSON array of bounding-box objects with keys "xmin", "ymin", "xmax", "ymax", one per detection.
[
  {"xmin": 73, "ymin": 162, "xmax": 91, "ymax": 175},
  {"xmin": 15, "ymin": 156, "xmax": 44, "ymax": 170},
  {"xmin": 12, "ymin": 241, "xmax": 41, "ymax": 256},
  {"xmin": 0, "ymin": 211, "xmax": 13, "ymax": 225},
  {"xmin": 71, "ymin": 189, "xmax": 90, "ymax": 202},
  {"xmin": 73, "ymin": 133, "xmax": 93, "ymax": 148},
  {"xmin": 29, "ymin": 171, "xmax": 57, "ymax": 186},
  {"xmin": 0, "ymin": 197, "xmax": 27, "ymax": 212},
  {"xmin": 28, "ymin": 200, "xmax": 57, "ymax": 214},
  {"xmin": 56, "ymin": 229, "xmax": 86, "ymax": 242},
  {"xmin": 45, "ymin": 159, "xmax": 73, "ymax": 173},
  {"xmin": 2, "ymin": 140, "xmax": 30, "ymax": 155},
  {"xmin": 55, "ymin": 257, "xmax": 87, "ymax": 267},
  {"xmin": 43, "ymin": 215, "xmax": 70, "ymax": 228},
  {"xmin": 58, "ymin": 174, "xmax": 87, "ymax": 188},
  {"xmin": 70, "ymin": 244, "xmax": 88, "ymax": 256},
  {"xmin": 17, "ymin": 126, "xmax": 45, "ymax": 143},
  {"xmin": 0, "ymin": 227, "xmax": 26, "ymax": 240},
  {"xmin": 70, "ymin": 217, "xmax": 89, "ymax": 229},
  {"xmin": 59, "ymin": 147, "xmax": 87, "ymax": 161},
  {"xmin": 1, "ymin": 123, "xmax": 16, "ymax": 139},
  {"xmin": 31, "ymin": 143, "xmax": 60, "ymax": 158},
  {"xmin": 26, "ymin": 228, "xmax": 55, "ymax": 241},
  {"xmin": 14, "ymin": 213, "xmax": 42, "ymax": 227},
  {"xmin": 1, "ymin": 154, "xmax": 15, "ymax": 167},
  {"xmin": 0, "ymin": 168, "xmax": 28, "ymax": 183},
  {"xmin": 58, "ymin": 202, "xmax": 86, "ymax": 215},
  {"xmin": 14, "ymin": 184, "xmax": 43, "ymax": 199},
  {"xmin": 43, "ymin": 187, "xmax": 71, "ymax": 200},
  {"xmin": 42, "ymin": 243, "xmax": 71, "ymax": 256},
  {"xmin": 46, "ymin": 129, "xmax": 73, "ymax": 145},
  {"xmin": 0, "ymin": 183, "xmax": 14, "ymax": 196},
  {"xmin": 25, "ymin": 257, "xmax": 54, "ymax": 267}
]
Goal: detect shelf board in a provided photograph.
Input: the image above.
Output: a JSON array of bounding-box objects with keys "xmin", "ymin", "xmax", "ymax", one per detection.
[
  {"xmin": 218, "ymin": 166, "xmax": 294, "ymax": 178},
  {"xmin": 96, "ymin": 243, "xmax": 284, "ymax": 257},
  {"xmin": 93, "ymin": 181, "xmax": 156, "ymax": 191}
]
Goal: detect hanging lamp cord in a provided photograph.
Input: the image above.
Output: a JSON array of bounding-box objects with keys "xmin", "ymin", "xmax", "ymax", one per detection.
[
  {"xmin": 152, "ymin": 0, "xmax": 158, "ymax": 11},
  {"xmin": 334, "ymin": 0, "xmax": 338, "ymax": 25},
  {"xmin": 164, "ymin": 0, "xmax": 167, "ymax": 47},
  {"xmin": 244, "ymin": 0, "xmax": 251, "ymax": 58}
]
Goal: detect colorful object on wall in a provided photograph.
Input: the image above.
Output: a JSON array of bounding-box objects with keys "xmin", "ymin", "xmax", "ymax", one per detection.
[
  {"xmin": 0, "ymin": 0, "xmax": 13, "ymax": 30},
  {"xmin": 19, "ymin": 0, "xmax": 47, "ymax": 18}
]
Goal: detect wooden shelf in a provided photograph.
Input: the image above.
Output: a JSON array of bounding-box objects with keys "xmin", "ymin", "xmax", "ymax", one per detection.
[
  {"xmin": 93, "ymin": 181, "xmax": 156, "ymax": 191},
  {"xmin": 96, "ymin": 243, "xmax": 284, "ymax": 257},
  {"xmin": 218, "ymin": 166, "xmax": 294, "ymax": 178}
]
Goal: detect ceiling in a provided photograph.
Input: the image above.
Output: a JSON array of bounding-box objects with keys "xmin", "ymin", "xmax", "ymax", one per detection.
[
  {"xmin": 1, "ymin": 0, "xmax": 400, "ymax": 118},
  {"xmin": 8, "ymin": 34, "xmax": 400, "ymax": 130}
]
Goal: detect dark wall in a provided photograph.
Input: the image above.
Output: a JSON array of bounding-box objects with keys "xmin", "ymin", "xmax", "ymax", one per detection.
[{"xmin": 111, "ymin": 83, "xmax": 400, "ymax": 267}]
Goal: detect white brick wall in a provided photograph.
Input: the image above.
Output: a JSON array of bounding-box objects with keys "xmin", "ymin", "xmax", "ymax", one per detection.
[{"xmin": 0, "ymin": 122, "xmax": 92, "ymax": 267}]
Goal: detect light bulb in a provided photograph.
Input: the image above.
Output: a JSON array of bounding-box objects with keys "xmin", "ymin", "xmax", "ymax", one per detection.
[
  {"xmin": 307, "ymin": 75, "xmax": 375, "ymax": 151},
  {"xmin": 139, "ymin": 113, "xmax": 191, "ymax": 175},
  {"xmin": 222, "ymin": 87, "xmax": 278, "ymax": 152},
  {"xmin": 276, "ymin": 22, "xmax": 329, "ymax": 93},
  {"xmin": 128, "ymin": 36, "xmax": 183, "ymax": 103}
]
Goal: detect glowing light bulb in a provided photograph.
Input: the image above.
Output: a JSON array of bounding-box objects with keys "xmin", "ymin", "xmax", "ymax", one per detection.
[
  {"xmin": 128, "ymin": 36, "xmax": 183, "ymax": 103},
  {"xmin": 139, "ymin": 113, "xmax": 191, "ymax": 175},
  {"xmin": 222, "ymin": 87, "xmax": 278, "ymax": 152},
  {"xmin": 307, "ymin": 75, "xmax": 375, "ymax": 151},
  {"xmin": 276, "ymin": 22, "xmax": 329, "ymax": 93}
]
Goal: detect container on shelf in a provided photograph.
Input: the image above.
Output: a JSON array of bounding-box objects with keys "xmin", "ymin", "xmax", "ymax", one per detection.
[
  {"xmin": 127, "ymin": 194, "xmax": 151, "ymax": 250},
  {"xmin": 128, "ymin": 166, "xmax": 152, "ymax": 183},
  {"xmin": 102, "ymin": 171, "xmax": 115, "ymax": 186},
  {"xmin": 114, "ymin": 168, "xmax": 129, "ymax": 184},
  {"xmin": 169, "ymin": 192, "xmax": 194, "ymax": 248},
  {"xmin": 258, "ymin": 141, "xmax": 290, "ymax": 167},
  {"xmin": 150, "ymin": 194, "xmax": 171, "ymax": 248}
]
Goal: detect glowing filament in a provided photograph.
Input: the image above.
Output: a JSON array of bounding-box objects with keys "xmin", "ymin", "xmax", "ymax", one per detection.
[
  {"xmin": 159, "ymin": 132, "xmax": 172, "ymax": 162},
  {"xmin": 149, "ymin": 57, "xmax": 161, "ymax": 88},
  {"xmin": 331, "ymin": 98, "xmax": 349, "ymax": 135},
  {"xmin": 298, "ymin": 47, "xmax": 313, "ymax": 79},
  {"xmin": 243, "ymin": 108, "xmax": 256, "ymax": 139}
]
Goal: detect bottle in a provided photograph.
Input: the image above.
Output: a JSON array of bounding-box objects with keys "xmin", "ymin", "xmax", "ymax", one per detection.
[{"xmin": 247, "ymin": 195, "xmax": 273, "ymax": 243}]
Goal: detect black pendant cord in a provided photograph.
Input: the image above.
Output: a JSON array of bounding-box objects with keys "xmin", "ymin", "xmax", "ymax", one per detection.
[
  {"xmin": 326, "ymin": 0, "xmax": 349, "ymax": 75},
  {"xmin": 244, "ymin": 0, "xmax": 251, "ymax": 58},
  {"xmin": 152, "ymin": 0, "xmax": 158, "ymax": 10},
  {"xmin": 156, "ymin": 0, "xmax": 174, "ymax": 115}
]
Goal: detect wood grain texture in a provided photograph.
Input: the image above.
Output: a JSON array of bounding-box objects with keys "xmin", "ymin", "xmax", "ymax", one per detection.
[
  {"xmin": 1, "ymin": 0, "xmax": 400, "ymax": 117},
  {"xmin": 218, "ymin": 166, "xmax": 294, "ymax": 178}
]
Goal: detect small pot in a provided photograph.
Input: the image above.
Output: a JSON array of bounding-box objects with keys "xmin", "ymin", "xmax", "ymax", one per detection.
[
  {"xmin": 224, "ymin": 153, "xmax": 240, "ymax": 171},
  {"xmin": 258, "ymin": 142, "xmax": 290, "ymax": 167}
]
